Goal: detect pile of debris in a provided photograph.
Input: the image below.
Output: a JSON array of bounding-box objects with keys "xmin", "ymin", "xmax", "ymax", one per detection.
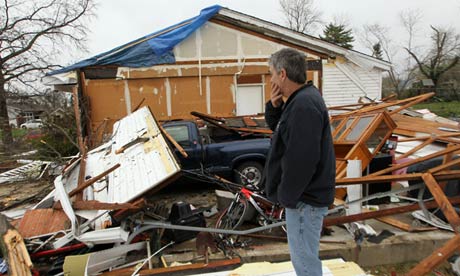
[{"xmin": 1, "ymin": 93, "xmax": 460, "ymax": 275}]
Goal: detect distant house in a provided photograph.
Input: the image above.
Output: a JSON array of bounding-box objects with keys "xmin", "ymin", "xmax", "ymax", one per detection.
[
  {"xmin": 7, "ymin": 103, "xmax": 44, "ymax": 128},
  {"xmin": 46, "ymin": 5, "xmax": 391, "ymax": 138}
]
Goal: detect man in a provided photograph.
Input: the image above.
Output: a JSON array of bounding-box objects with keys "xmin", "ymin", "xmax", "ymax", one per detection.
[{"xmin": 264, "ymin": 48, "xmax": 335, "ymax": 276}]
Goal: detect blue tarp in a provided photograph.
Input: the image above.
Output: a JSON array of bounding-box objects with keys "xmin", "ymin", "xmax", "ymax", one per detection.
[{"xmin": 49, "ymin": 5, "xmax": 221, "ymax": 75}]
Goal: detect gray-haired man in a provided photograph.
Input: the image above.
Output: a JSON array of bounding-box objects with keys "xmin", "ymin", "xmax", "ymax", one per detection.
[{"xmin": 264, "ymin": 48, "xmax": 335, "ymax": 276}]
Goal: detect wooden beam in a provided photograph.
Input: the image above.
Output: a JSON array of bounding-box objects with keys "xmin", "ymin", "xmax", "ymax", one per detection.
[
  {"xmin": 368, "ymin": 144, "xmax": 460, "ymax": 177},
  {"xmin": 111, "ymin": 198, "xmax": 146, "ymax": 222},
  {"xmin": 158, "ymin": 124, "xmax": 188, "ymax": 158},
  {"xmin": 115, "ymin": 137, "xmax": 149, "ymax": 154},
  {"xmin": 376, "ymin": 216, "xmax": 436, "ymax": 232},
  {"xmin": 422, "ymin": 173, "xmax": 460, "ymax": 233},
  {"xmin": 395, "ymin": 137, "xmax": 435, "ymax": 160},
  {"xmin": 243, "ymin": 117, "xmax": 258, "ymax": 127},
  {"xmin": 398, "ymin": 132, "xmax": 460, "ymax": 142},
  {"xmin": 407, "ymin": 234, "xmax": 460, "ymax": 276},
  {"xmin": 76, "ymin": 140, "xmax": 87, "ymax": 201},
  {"xmin": 232, "ymin": 127, "xmax": 273, "ymax": 134},
  {"xmin": 388, "ymin": 92, "xmax": 435, "ymax": 115},
  {"xmin": 75, "ymin": 70, "xmax": 88, "ymax": 201},
  {"xmin": 333, "ymin": 93, "xmax": 434, "ymax": 118},
  {"xmin": 68, "ymin": 163, "xmax": 121, "ymax": 198},
  {"xmin": 73, "ymin": 200, "xmax": 138, "ymax": 210},
  {"xmin": 73, "ymin": 72, "xmax": 85, "ymax": 154},
  {"xmin": 428, "ymin": 157, "xmax": 460, "ymax": 174},
  {"xmin": 328, "ymin": 102, "xmax": 378, "ymax": 110},
  {"xmin": 100, "ymin": 257, "xmax": 241, "ymax": 276},
  {"xmin": 335, "ymin": 170, "xmax": 460, "ymax": 185},
  {"xmin": 323, "ymin": 196, "xmax": 460, "ymax": 227},
  {"xmin": 438, "ymin": 145, "xmax": 455, "ymax": 191}
]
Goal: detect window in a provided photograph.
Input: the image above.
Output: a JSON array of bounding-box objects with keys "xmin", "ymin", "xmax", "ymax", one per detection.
[
  {"xmin": 366, "ymin": 121, "xmax": 391, "ymax": 154},
  {"xmin": 345, "ymin": 116, "xmax": 374, "ymax": 142},
  {"xmin": 164, "ymin": 125, "xmax": 190, "ymax": 147}
]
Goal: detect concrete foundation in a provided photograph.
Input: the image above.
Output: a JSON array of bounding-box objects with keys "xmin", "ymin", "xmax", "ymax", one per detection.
[{"xmin": 161, "ymin": 214, "xmax": 455, "ymax": 268}]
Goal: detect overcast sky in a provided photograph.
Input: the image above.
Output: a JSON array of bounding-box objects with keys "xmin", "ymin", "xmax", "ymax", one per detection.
[{"xmin": 79, "ymin": 0, "xmax": 460, "ymax": 64}]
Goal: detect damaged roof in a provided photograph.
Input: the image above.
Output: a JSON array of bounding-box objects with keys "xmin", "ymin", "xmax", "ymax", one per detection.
[{"xmin": 48, "ymin": 5, "xmax": 390, "ymax": 76}]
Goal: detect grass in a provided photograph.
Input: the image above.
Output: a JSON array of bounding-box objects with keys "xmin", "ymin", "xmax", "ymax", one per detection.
[
  {"xmin": 412, "ymin": 101, "xmax": 460, "ymax": 118},
  {"xmin": 0, "ymin": 127, "xmax": 27, "ymax": 140}
]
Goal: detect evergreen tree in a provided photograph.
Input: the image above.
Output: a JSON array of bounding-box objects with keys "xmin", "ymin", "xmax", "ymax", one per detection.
[
  {"xmin": 372, "ymin": 43, "xmax": 383, "ymax": 59},
  {"xmin": 320, "ymin": 23, "xmax": 354, "ymax": 49}
]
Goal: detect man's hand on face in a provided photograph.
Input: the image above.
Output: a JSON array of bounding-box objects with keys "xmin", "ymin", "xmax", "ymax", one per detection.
[{"xmin": 271, "ymin": 83, "xmax": 283, "ymax": 108}]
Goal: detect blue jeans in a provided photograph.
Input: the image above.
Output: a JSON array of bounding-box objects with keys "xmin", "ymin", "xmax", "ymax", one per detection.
[{"xmin": 285, "ymin": 202, "xmax": 328, "ymax": 276}]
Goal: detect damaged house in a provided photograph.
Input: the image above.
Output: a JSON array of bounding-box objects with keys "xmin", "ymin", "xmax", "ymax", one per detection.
[
  {"xmin": 46, "ymin": 5, "xmax": 390, "ymax": 142},
  {"xmin": 6, "ymin": 4, "xmax": 460, "ymax": 276}
]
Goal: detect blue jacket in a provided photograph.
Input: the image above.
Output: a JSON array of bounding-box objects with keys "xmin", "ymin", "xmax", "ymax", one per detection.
[{"xmin": 264, "ymin": 84, "xmax": 336, "ymax": 208}]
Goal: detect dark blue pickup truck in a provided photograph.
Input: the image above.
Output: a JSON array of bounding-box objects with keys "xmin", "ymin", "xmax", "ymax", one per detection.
[{"xmin": 163, "ymin": 121, "xmax": 270, "ymax": 186}]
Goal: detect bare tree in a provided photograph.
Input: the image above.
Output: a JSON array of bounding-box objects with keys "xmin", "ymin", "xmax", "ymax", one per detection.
[
  {"xmin": 360, "ymin": 9, "xmax": 422, "ymax": 96},
  {"xmin": 0, "ymin": 0, "xmax": 95, "ymax": 147},
  {"xmin": 279, "ymin": 0, "xmax": 323, "ymax": 35},
  {"xmin": 406, "ymin": 26, "xmax": 460, "ymax": 89}
]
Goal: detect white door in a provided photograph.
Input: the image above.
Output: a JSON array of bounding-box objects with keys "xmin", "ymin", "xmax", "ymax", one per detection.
[{"xmin": 236, "ymin": 85, "xmax": 264, "ymax": 116}]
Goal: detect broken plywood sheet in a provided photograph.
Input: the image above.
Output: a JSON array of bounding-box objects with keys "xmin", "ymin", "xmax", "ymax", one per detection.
[
  {"xmin": 17, "ymin": 209, "xmax": 69, "ymax": 238},
  {"xmin": 392, "ymin": 113, "xmax": 460, "ymax": 140},
  {"xmin": 185, "ymin": 258, "xmax": 369, "ymax": 276}
]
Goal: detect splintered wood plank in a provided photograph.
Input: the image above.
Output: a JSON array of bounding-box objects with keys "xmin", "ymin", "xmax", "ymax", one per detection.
[
  {"xmin": 335, "ymin": 170, "xmax": 460, "ymax": 185},
  {"xmin": 376, "ymin": 216, "xmax": 436, "ymax": 232},
  {"xmin": 1, "ymin": 214, "xmax": 32, "ymax": 276},
  {"xmin": 396, "ymin": 137, "xmax": 435, "ymax": 160},
  {"xmin": 438, "ymin": 145, "xmax": 455, "ymax": 191},
  {"xmin": 53, "ymin": 200, "xmax": 140, "ymax": 210},
  {"xmin": 100, "ymin": 258, "xmax": 241, "ymax": 276},
  {"xmin": 368, "ymin": 144, "xmax": 460, "ymax": 177},
  {"xmin": 388, "ymin": 92, "xmax": 435, "ymax": 115},
  {"xmin": 68, "ymin": 163, "xmax": 121, "ymax": 197},
  {"xmin": 243, "ymin": 116, "xmax": 258, "ymax": 127},
  {"xmin": 324, "ymin": 196, "xmax": 460, "ymax": 227},
  {"xmin": 408, "ymin": 234, "xmax": 460, "ymax": 276},
  {"xmin": 428, "ymin": 158, "xmax": 460, "ymax": 174},
  {"xmin": 422, "ymin": 173, "xmax": 460, "ymax": 233}
]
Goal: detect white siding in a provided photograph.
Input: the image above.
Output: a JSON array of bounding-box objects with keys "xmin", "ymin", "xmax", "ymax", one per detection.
[{"xmin": 323, "ymin": 61, "xmax": 383, "ymax": 107}]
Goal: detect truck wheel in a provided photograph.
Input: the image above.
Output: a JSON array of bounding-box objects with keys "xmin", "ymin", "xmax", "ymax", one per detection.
[{"xmin": 235, "ymin": 161, "xmax": 263, "ymax": 187}]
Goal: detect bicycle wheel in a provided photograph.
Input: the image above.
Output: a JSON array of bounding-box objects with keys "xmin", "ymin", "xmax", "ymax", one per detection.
[{"xmin": 215, "ymin": 198, "xmax": 247, "ymax": 240}]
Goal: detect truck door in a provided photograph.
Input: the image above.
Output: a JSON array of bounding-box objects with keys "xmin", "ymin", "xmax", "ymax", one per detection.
[{"xmin": 163, "ymin": 123, "xmax": 202, "ymax": 170}]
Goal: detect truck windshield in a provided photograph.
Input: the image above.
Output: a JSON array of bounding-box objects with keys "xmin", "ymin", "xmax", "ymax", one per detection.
[{"xmin": 164, "ymin": 125, "xmax": 190, "ymax": 147}]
